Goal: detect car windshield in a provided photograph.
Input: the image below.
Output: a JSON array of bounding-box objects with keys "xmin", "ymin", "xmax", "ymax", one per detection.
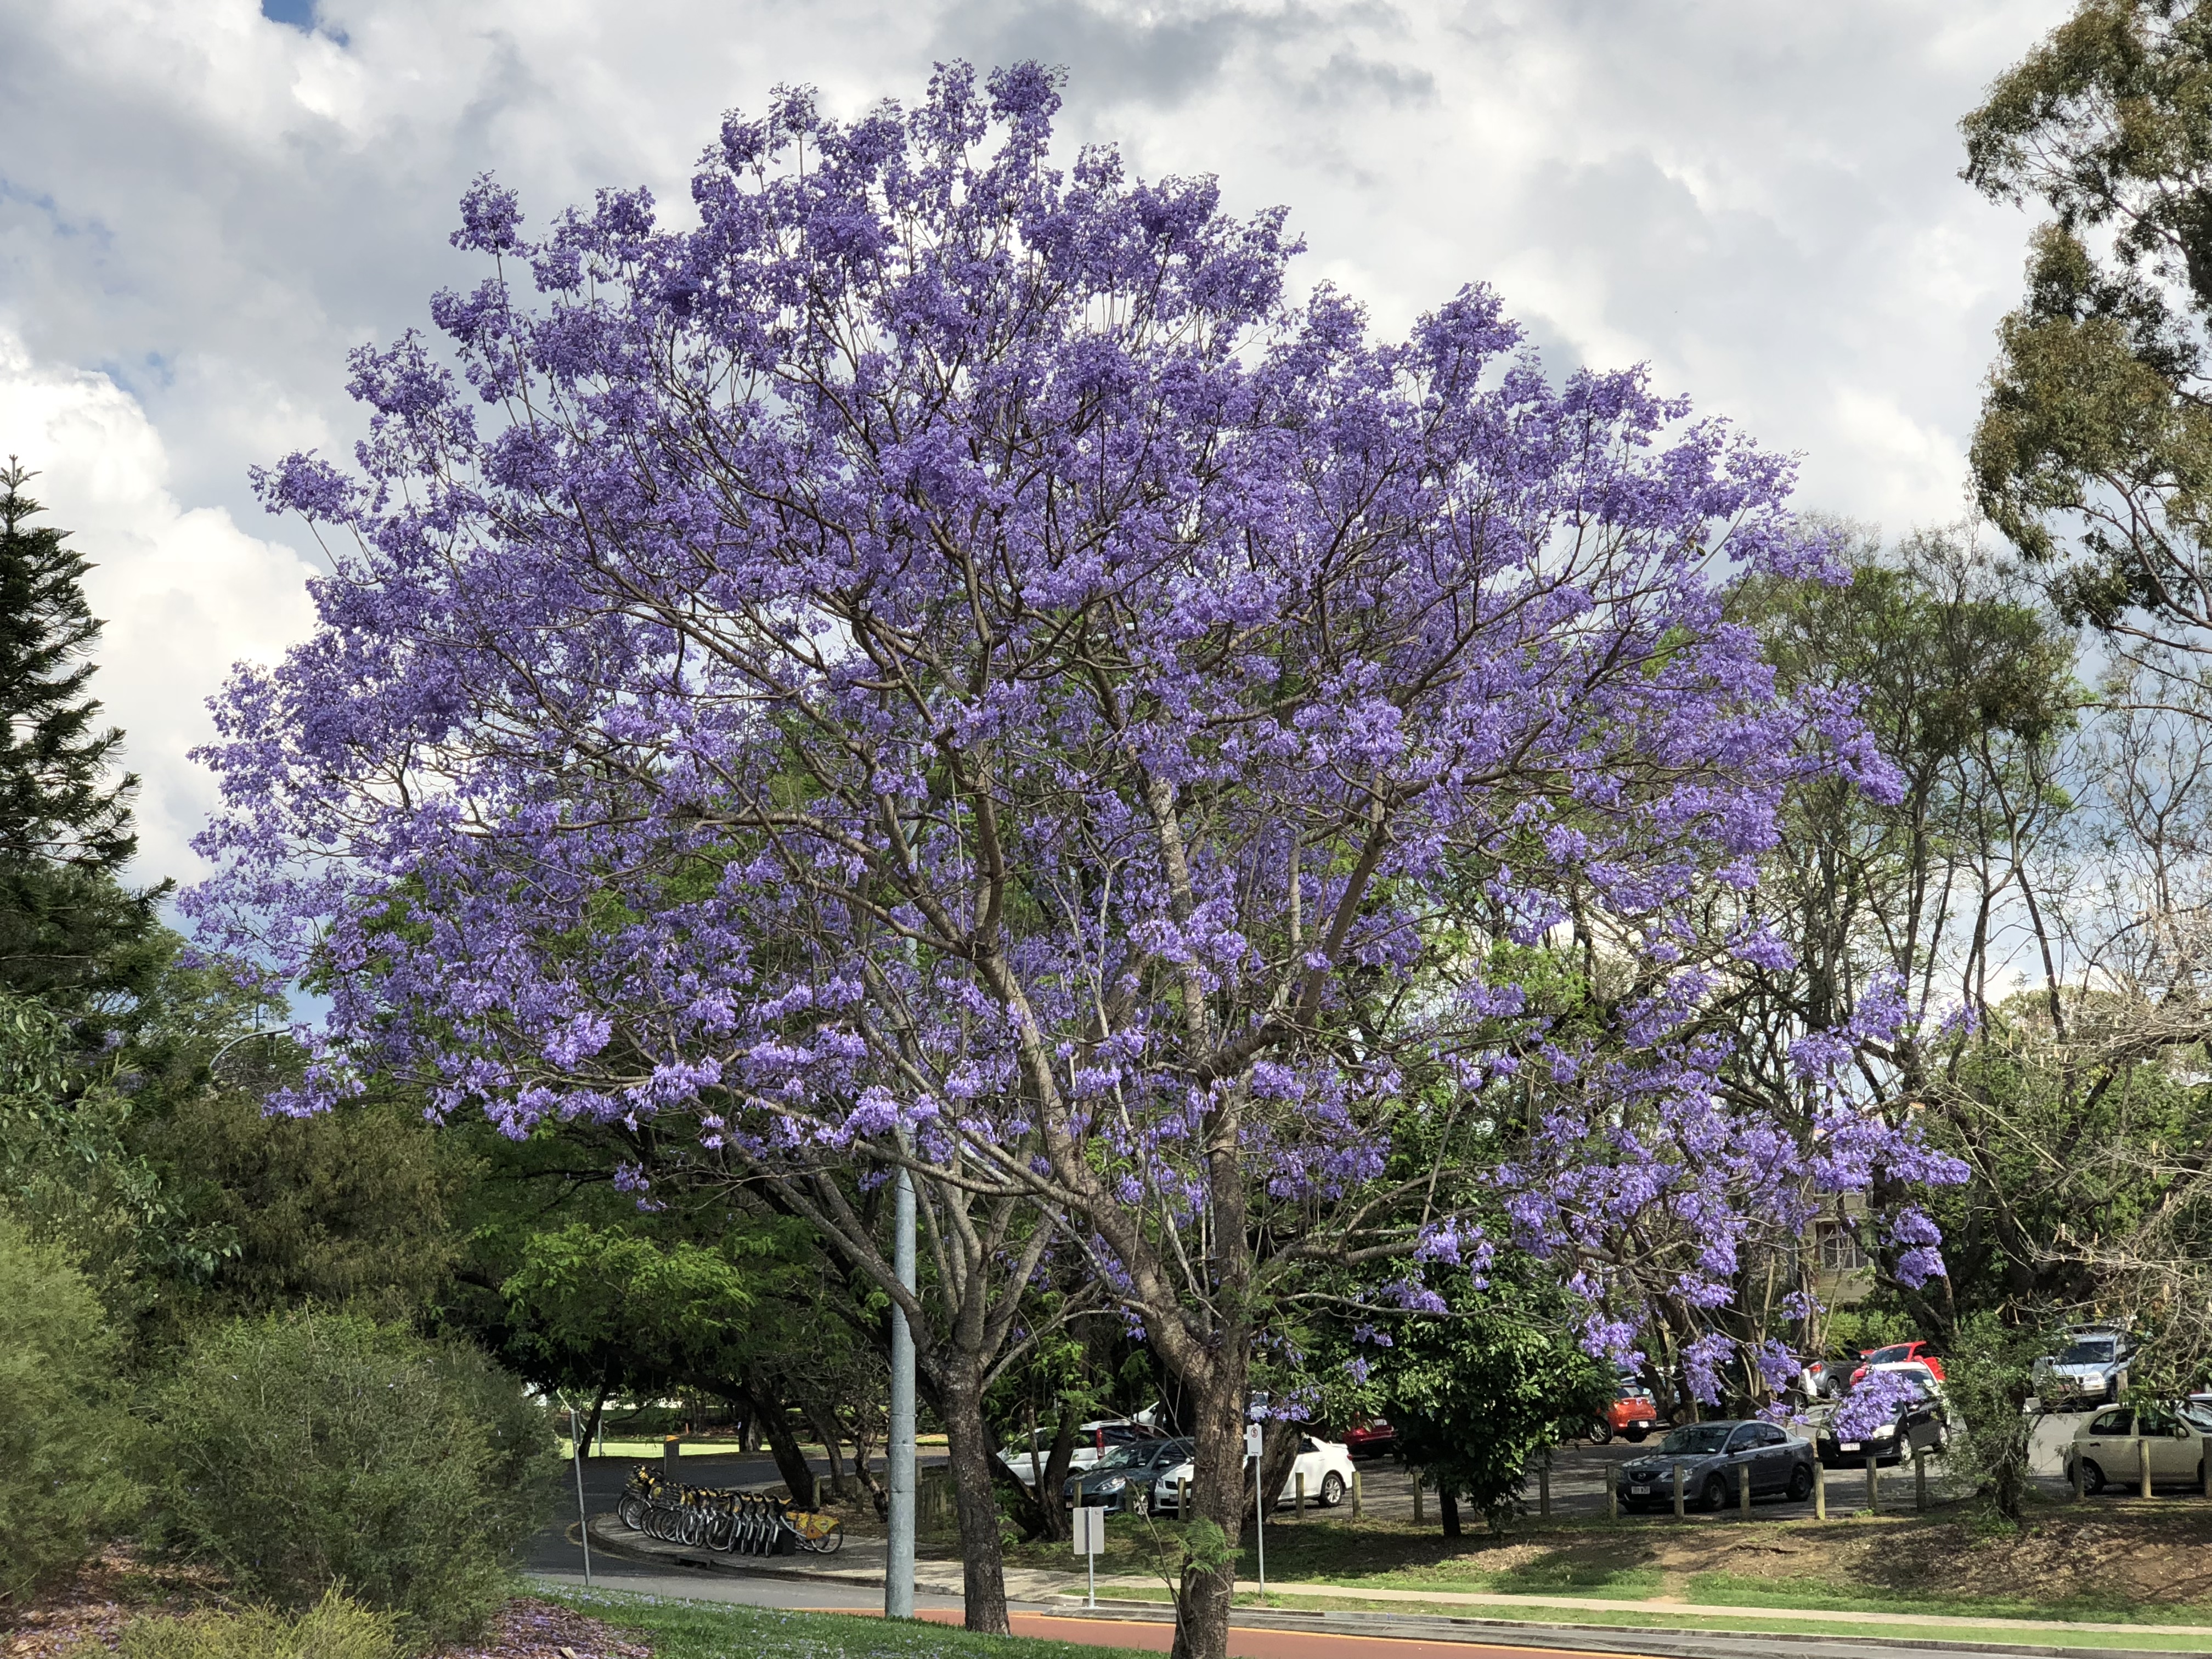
[
  {"xmin": 2058, "ymin": 1338, "xmax": 2115, "ymax": 1365},
  {"xmin": 1658, "ymin": 1425, "xmax": 1734, "ymax": 1456},
  {"xmin": 1866, "ymin": 1345, "xmax": 1914, "ymax": 1365},
  {"xmin": 1093, "ymin": 1443, "xmax": 1152, "ymax": 1470}
]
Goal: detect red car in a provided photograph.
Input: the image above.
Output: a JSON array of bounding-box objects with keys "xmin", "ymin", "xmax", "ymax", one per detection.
[
  {"xmin": 1342, "ymin": 1419, "xmax": 1397, "ymax": 1459},
  {"xmin": 1590, "ymin": 1384, "xmax": 1660, "ymax": 1444},
  {"xmin": 1848, "ymin": 1341, "xmax": 1946, "ymax": 1388}
]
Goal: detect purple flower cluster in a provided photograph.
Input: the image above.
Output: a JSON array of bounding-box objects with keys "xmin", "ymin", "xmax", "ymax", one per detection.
[{"xmin": 188, "ymin": 64, "xmax": 1957, "ymax": 1403}]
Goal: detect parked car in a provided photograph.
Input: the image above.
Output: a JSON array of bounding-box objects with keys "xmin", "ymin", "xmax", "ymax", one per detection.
[
  {"xmin": 1590, "ymin": 1383, "xmax": 1660, "ymax": 1444},
  {"xmin": 1342, "ymin": 1419, "xmax": 1397, "ymax": 1459},
  {"xmin": 2064, "ymin": 1403, "xmax": 2208, "ymax": 1494},
  {"xmin": 1152, "ymin": 1433, "xmax": 1357, "ymax": 1513},
  {"xmin": 1815, "ymin": 1372, "xmax": 1948, "ymax": 1467},
  {"xmin": 1847, "ymin": 1340, "xmax": 1946, "ymax": 1389},
  {"xmin": 1061, "ymin": 1436, "xmax": 1195, "ymax": 1514},
  {"xmin": 1012, "ymin": 1418, "xmax": 1154, "ymax": 1486},
  {"xmin": 2035, "ymin": 1327, "xmax": 2138, "ymax": 1410},
  {"xmin": 1799, "ymin": 1354, "xmax": 1850, "ymax": 1401},
  {"xmin": 1618, "ymin": 1420, "xmax": 1817, "ymax": 1511}
]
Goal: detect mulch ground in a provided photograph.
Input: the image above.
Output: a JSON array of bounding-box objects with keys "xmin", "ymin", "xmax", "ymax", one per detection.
[{"xmin": 3, "ymin": 1550, "xmax": 648, "ymax": 1659}]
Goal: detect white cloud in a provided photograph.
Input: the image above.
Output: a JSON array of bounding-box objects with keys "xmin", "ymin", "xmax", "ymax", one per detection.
[
  {"xmin": 0, "ymin": 0, "xmax": 2079, "ymax": 889},
  {"xmin": 0, "ymin": 329, "xmax": 318, "ymax": 884}
]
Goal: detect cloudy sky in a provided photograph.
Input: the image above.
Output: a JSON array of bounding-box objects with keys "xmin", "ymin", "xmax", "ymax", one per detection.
[{"xmin": 0, "ymin": 0, "xmax": 2069, "ymax": 889}]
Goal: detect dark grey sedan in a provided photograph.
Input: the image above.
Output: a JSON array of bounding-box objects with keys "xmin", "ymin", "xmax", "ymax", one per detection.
[
  {"xmin": 1618, "ymin": 1419, "xmax": 1816, "ymax": 1511},
  {"xmin": 1062, "ymin": 1436, "xmax": 1194, "ymax": 1515}
]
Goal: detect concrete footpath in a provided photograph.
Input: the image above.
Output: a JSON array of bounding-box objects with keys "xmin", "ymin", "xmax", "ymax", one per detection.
[{"xmin": 572, "ymin": 1513, "xmax": 2212, "ymax": 1657}]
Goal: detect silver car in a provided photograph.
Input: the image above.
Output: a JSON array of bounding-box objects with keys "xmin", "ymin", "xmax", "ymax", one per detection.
[
  {"xmin": 1618, "ymin": 1419, "xmax": 1818, "ymax": 1511},
  {"xmin": 2034, "ymin": 1328, "xmax": 2137, "ymax": 1410}
]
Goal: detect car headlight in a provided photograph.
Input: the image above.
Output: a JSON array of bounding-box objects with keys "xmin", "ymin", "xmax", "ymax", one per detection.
[{"xmin": 1095, "ymin": 1476, "xmax": 1126, "ymax": 1493}]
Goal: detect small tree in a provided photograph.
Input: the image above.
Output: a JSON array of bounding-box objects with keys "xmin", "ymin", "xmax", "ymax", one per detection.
[
  {"xmin": 1376, "ymin": 1274, "xmax": 1613, "ymax": 1535},
  {"xmin": 0, "ymin": 1207, "xmax": 139, "ymax": 1606},
  {"xmin": 1940, "ymin": 1312, "xmax": 2055, "ymax": 1522}
]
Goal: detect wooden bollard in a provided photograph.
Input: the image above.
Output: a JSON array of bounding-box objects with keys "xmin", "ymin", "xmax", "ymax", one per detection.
[
  {"xmin": 1914, "ymin": 1449, "xmax": 1927, "ymax": 1511},
  {"xmin": 1605, "ymin": 1463, "xmax": 1618, "ymax": 1520},
  {"xmin": 1413, "ymin": 1477, "xmax": 1424, "ymax": 1526},
  {"xmin": 2140, "ymin": 1437, "xmax": 2153, "ymax": 1499},
  {"xmin": 1352, "ymin": 1468, "xmax": 1362, "ymax": 1522},
  {"xmin": 1672, "ymin": 1464, "xmax": 1685, "ymax": 1519},
  {"xmin": 1739, "ymin": 1463, "xmax": 1751, "ymax": 1518},
  {"xmin": 1813, "ymin": 1460, "xmax": 1826, "ymax": 1520},
  {"xmin": 1295, "ymin": 1473, "xmax": 1307, "ymax": 1517},
  {"xmin": 1865, "ymin": 1453, "xmax": 1878, "ymax": 1514}
]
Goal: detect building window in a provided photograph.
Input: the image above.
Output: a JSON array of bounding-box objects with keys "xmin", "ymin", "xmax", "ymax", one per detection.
[{"xmin": 1817, "ymin": 1225, "xmax": 1869, "ymax": 1273}]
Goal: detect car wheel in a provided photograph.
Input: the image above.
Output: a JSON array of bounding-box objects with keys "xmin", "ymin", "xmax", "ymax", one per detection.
[
  {"xmin": 2080, "ymin": 1459, "xmax": 2107, "ymax": 1497},
  {"xmin": 1701, "ymin": 1476, "xmax": 1729, "ymax": 1513},
  {"xmin": 1320, "ymin": 1472, "xmax": 1347, "ymax": 1508},
  {"xmin": 1624, "ymin": 1427, "xmax": 1647, "ymax": 1443},
  {"xmin": 1787, "ymin": 1464, "xmax": 1813, "ymax": 1502},
  {"xmin": 1588, "ymin": 1419, "xmax": 1612, "ymax": 1445}
]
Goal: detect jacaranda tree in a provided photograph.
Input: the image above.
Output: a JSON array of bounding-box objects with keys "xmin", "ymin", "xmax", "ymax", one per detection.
[{"xmin": 190, "ymin": 65, "xmax": 1964, "ymax": 1656}]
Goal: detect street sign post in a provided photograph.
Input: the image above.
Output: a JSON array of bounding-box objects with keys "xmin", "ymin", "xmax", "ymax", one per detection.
[
  {"xmin": 1246, "ymin": 1421, "xmax": 1266, "ymax": 1599},
  {"xmin": 1072, "ymin": 1504, "xmax": 1107, "ymax": 1607}
]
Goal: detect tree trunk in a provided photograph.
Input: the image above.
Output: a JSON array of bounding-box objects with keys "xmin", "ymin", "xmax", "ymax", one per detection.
[
  {"xmin": 1035, "ymin": 1397, "xmax": 1081, "ymax": 1542},
  {"xmin": 1440, "ymin": 1484, "xmax": 1462, "ymax": 1537},
  {"xmin": 741, "ymin": 1376, "xmax": 818, "ymax": 1508},
  {"xmin": 1251, "ymin": 1420, "xmax": 1300, "ymax": 1520},
  {"xmin": 802, "ymin": 1398, "xmax": 856, "ymax": 1502},
  {"xmin": 939, "ymin": 1360, "xmax": 1014, "ymax": 1634},
  {"xmin": 579, "ymin": 1378, "xmax": 611, "ymax": 1459},
  {"xmin": 1171, "ymin": 1345, "xmax": 1249, "ymax": 1659}
]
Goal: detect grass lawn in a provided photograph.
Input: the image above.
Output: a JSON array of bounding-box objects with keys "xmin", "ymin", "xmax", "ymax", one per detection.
[
  {"xmin": 1081, "ymin": 1585, "xmax": 2212, "ymax": 1650},
  {"xmin": 537, "ymin": 1585, "xmax": 1154, "ymax": 1659},
  {"xmin": 1009, "ymin": 1502, "xmax": 2212, "ymax": 1631}
]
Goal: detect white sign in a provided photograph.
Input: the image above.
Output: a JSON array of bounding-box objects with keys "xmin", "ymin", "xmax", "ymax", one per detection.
[
  {"xmin": 1071, "ymin": 1505, "xmax": 1107, "ymax": 1556},
  {"xmin": 1245, "ymin": 1423, "xmax": 1263, "ymax": 1458}
]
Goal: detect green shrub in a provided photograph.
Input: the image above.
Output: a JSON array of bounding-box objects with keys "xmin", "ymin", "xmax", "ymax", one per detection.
[
  {"xmin": 0, "ymin": 1209, "xmax": 142, "ymax": 1606},
  {"xmin": 141, "ymin": 1309, "xmax": 556, "ymax": 1645},
  {"xmin": 115, "ymin": 1590, "xmax": 401, "ymax": 1659}
]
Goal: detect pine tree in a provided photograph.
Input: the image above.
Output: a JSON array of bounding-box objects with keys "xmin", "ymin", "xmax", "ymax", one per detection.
[
  {"xmin": 0, "ymin": 460, "xmax": 163, "ymax": 1020},
  {"xmin": 0, "ymin": 460, "xmax": 136, "ymax": 870}
]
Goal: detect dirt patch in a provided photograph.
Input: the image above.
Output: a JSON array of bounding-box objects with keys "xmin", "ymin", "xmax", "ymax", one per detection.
[
  {"xmin": 445, "ymin": 1598, "xmax": 651, "ymax": 1659},
  {"xmin": 1380, "ymin": 1506, "xmax": 2212, "ymax": 1610}
]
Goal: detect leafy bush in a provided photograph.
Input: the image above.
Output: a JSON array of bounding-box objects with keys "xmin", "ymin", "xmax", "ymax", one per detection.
[
  {"xmin": 115, "ymin": 1590, "xmax": 400, "ymax": 1659},
  {"xmin": 0, "ymin": 1208, "xmax": 141, "ymax": 1606},
  {"xmin": 141, "ymin": 1309, "xmax": 556, "ymax": 1644}
]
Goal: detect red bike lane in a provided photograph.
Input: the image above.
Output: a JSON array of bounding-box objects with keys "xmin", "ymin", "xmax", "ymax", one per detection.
[{"xmin": 885, "ymin": 1609, "xmax": 1633, "ymax": 1657}]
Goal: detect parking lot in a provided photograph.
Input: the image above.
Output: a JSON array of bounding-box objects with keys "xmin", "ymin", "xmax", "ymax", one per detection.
[{"xmin": 1310, "ymin": 1415, "xmax": 2096, "ymax": 1526}]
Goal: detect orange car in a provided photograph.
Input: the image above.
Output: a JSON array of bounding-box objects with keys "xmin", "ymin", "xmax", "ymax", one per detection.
[{"xmin": 1590, "ymin": 1384, "xmax": 1660, "ymax": 1444}]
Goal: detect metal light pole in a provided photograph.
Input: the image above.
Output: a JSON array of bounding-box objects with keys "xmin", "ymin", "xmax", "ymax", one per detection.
[
  {"xmin": 569, "ymin": 1403, "xmax": 593, "ymax": 1586},
  {"xmin": 885, "ymin": 1161, "xmax": 917, "ymax": 1620}
]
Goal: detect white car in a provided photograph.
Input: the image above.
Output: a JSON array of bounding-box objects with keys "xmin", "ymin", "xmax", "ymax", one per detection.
[
  {"xmin": 1008, "ymin": 1419, "xmax": 1152, "ymax": 1486},
  {"xmin": 1150, "ymin": 1432, "xmax": 1356, "ymax": 1513},
  {"xmin": 2064, "ymin": 1401, "xmax": 2210, "ymax": 1494}
]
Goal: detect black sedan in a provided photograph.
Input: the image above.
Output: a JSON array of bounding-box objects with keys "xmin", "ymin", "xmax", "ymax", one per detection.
[
  {"xmin": 1815, "ymin": 1382, "xmax": 1947, "ymax": 1468},
  {"xmin": 1618, "ymin": 1420, "xmax": 1816, "ymax": 1511},
  {"xmin": 1061, "ymin": 1436, "xmax": 1194, "ymax": 1515}
]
